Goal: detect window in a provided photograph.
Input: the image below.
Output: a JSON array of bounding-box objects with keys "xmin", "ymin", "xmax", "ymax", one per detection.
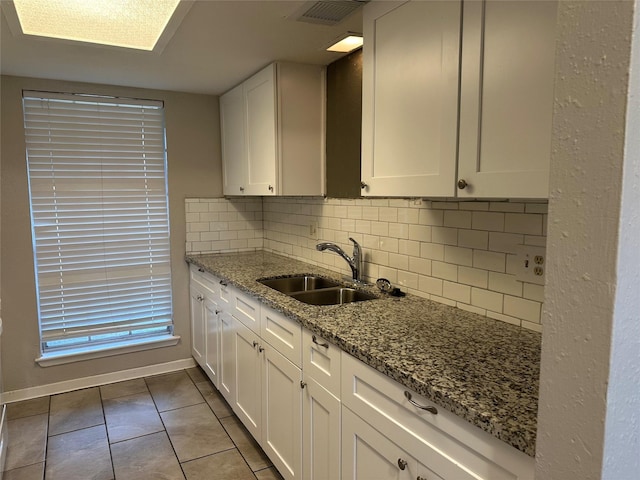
[{"xmin": 23, "ymin": 91, "xmax": 176, "ymax": 364}]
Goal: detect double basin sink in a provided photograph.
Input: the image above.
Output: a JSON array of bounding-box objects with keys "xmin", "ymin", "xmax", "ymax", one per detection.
[{"xmin": 258, "ymin": 275, "xmax": 377, "ymax": 306}]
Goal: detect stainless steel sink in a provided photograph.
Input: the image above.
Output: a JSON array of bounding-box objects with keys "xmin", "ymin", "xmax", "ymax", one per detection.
[
  {"xmin": 258, "ymin": 275, "xmax": 377, "ymax": 305},
  {"xmin": 290, "ymin": 287, "xmax": 377, "ymax": 306},
  {"xmin": 258, "ymin": 275, "xmax": 341, "ymax": 294}
]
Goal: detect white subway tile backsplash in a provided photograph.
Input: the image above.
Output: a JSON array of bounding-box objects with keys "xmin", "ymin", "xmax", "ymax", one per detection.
[
  {"xmin": 444, "ymin": 210, "xmax": 472, "ymax": 229},
  {"xmin": 432, "ymin": 261, "xmax": 458, "ymax": 282},
  {"xmin": 503, "ymin": 295, "xmax": 541, "ymax": 323},
  {"xmin": 444, "ymin": 246, "xmax": 473, "ymax": 267},
  {"xmin": 473, "ymin": 250, "xmax": 506, "ymax": 273},
  {"xmin": 472, "ymin": 212, "xmax": 505, "ymax": 231},
  {"xmin": 186, "ymin": 196, "xmax": 547, "ymax": 331},
  {"xmin": 418, "ymin": 209, "xmax": 444, "ymax": 226},
  {"xmin": 458, "ymin": 229, "xmax": 489, "ymax": 250},
  {"xmin": 432, "ymin": 227, "xmax": 458, "ymax": 245},
  {"xmin": 505, "ymin": 213, "xmax": 543, "ymax": 235},
  {"xmin": 488, "ymin": 272, "xmax": 523, "ymax": 296},
  {"xmin": 489, "ymin": 202, "xmax": 525, "ymax": 213},
  {"xmin": 471, "ymin": 288, "xmax": 503, "ymax": 312},
  {"xmin": 420, "ymin": 242, "xmax": 445, "ymax": 261},
  {"xmin": 419, "ymin": 275, "xmax": 443, "ymax": 296},
  {"xmin": 458, "ymin": 266, "xmax": 489, "ymax": 288},
  {"xmin": 443, "ymin": 281, "xmax": 471, "ymax": 303},
  {"xmin": 408, "ymin": 224, "xmax": 431, "ymax": 242}
]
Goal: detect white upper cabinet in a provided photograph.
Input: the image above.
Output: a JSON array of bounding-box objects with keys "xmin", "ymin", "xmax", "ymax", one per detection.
[
  {"xmin": 361, "ymin": 0, "xmax": 461, "ymax": 197},
  {"xmin": 457, "ymin": 0, "xmax": 557, "ymax": 198},
  {"xmin": 361, "ymin": 0, "xmax": 557, "ymax": 199},
  {"xmin": 220, "ymin": 62, "xmax": 326, "ymax": 196}
]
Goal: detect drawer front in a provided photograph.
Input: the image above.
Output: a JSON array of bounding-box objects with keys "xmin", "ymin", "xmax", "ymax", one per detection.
[
  {"xmin": 303, "ymin": 329, "xmax": 341, "ymax": 398},
  {"xmin": 229, "ymin": 285, "xmax": 261, "ymax": 333},
  {"xmin": 189, "ymin": 265, "xmax": 219, "ymax": 297},
  {"xmin": 341, "ymin": 353, "xmax": 534, "ymax": 480},
  {"xmin": 261, "ymin": 307, "xmax": 302, "ymax": 367}
]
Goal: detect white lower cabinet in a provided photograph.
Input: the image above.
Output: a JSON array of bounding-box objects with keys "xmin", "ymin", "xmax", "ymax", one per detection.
[
  {"xmin": 302, "ymin": 375, "xmax": 341, "ymax": 480},
  {"xmin": 342, "ymin": 407, "xmax": 421, "ymax": 480},
  {"xmin": 233, "ymin": 315, "xmax": 303, "ymax": 480},
  {"xmin": 341, "ymin": 353, "xmax": 534, "ymax": 480},
  {"xmin": 189, "ymin": 267, "xmax": 535, "ymax": 480}
]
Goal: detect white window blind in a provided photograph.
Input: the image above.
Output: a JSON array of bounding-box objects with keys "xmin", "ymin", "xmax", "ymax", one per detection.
[{"xmin": 23, "ymin": 91, "xmax": 174, "ymax": 354}]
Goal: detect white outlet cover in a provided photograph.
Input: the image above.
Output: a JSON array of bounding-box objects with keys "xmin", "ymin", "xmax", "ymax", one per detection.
[{"xmin": 515, "ymin": 244, "xmax": 546, "ymax": 285}]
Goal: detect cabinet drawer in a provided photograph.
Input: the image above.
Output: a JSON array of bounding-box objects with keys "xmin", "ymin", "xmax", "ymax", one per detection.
[
  {"xmin": 228, "ymin": 284, "xmax": 261, "ymax": 333},
  {"xmin": 341, "ymin": 353, "xmax": 534, "ymax": 480},
  {"xmin": 189, "ymin": 265, "xmax": 219, "ymax": 297},
  {"xmin": 261, "ymin": 307, "xmax": 302, "ymax": 367},
  {"xmin": 303, "ymin": 329, "xmax": 341, "ymax": 398}
]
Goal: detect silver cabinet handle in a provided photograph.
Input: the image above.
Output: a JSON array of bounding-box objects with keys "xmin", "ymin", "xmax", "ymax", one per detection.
[
  {"xmin": 300, "ymin": 381, "xmax": 307, "ymax": 389},
  {"xmin": 404, "ymin": 391, "xmax": 438, "ymax": 414},
  {"xmin": 258, "ymin": 345, "xmax": 265, "ymax": 353},
  {"xmin": 398, "ymin": 459, "xmax": 408, "ymax": 470},
  {"xmin": 360, "ymin": 181, "xmax": 368, "ymax": 189},
  {"xmin": 268, "ymin": 185, "xmax": 274, "ymax": 192},
  {"xmin": 196, "ymin": 295, "xmax": 204, "ymax": 301},
  {"xmin": 252, "ymin": 341, "xmax": 258, "ymax": 349},
  {"xmin": 239, "ymin": 186, "xmax": 245, "ymax": 192},
  {"xmin": 457, "ymin": 179, "xmax": 468, "ymax": 189},
  {"xmin": 312, "ymin": 335, "xmax": 329, "ymax": 348}
]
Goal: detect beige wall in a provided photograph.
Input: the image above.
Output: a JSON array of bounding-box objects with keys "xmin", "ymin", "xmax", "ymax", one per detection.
[{"xmin": 0, "ymin": 75, "xmax": 222, "ymax": 391}]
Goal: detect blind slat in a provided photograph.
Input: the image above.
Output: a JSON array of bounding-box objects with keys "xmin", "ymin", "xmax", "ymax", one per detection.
[{"xmin": 24, "ymin": 91, "xmax": 174, "ymax": 351}]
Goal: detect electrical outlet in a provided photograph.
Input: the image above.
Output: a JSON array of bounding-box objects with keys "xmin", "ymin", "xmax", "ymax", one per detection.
[{"xmin": 515, "ymin": 245, "xmax": 546, "ymax": 285}]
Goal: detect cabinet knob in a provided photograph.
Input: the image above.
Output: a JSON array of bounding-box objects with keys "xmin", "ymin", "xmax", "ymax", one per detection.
[
  {"xmin": 417, "ymin": 477, "xmax": 429, "ymax": 480},
  {"xmin": 252, "ymin": 341, "xmax": 258, "ymax": 349},
  {"xmin": 312, "ymin": 335, "xmax": 329, "ymax": 348},
  {"xmin": 215, "ymin": 310, "xmax": 221, "ymax": 315},
  {"xmin": 268, "ymin": 185, "xmax": 274, "ymax": 192},
  {"xmin": 198, "ymin": 268, "xmax": 204, "ymax": 272},
  {"xmin": 239, "ymin": 186, "xmax": 245, "ymax": 192},
  {"xmin": 196, "ymin": 295, "xmax": 204, "ymax": 302},
  {"xmin": 258, "ymin": 345, "xmax": 265, "ymax": 353},
  {"xmin": 404, "ymin": 391, "xmax": 438, "ymax": 415},
  {"xmin": 397, "ymin": 459, "xmax": 408, "ymax": 471},
  {"xmin": 360, "ymin": 181, "xmax": 368, "ymax": 190},
  {"xmin": 457, "ymin": 179, "xmax": 468, "ymax": 189},
  {"xmin": 219, "ymin": 280, "xmax": 227, "ymax": 287},
  {"xmin": 300, "ymin": 381, "xmax": 307, "ymax": 389}
]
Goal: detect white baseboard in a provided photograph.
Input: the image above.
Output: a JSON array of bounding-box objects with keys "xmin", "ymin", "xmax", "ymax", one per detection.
[{"xmin": 1, "ymin": 357, "xmax": 197, "ymax": 404}]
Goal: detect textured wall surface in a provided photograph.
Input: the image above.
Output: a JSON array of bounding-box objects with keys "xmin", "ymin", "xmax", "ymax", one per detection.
[{"xmin": 537, "ymin": 1, "xmax": 638, "ymax": 479}]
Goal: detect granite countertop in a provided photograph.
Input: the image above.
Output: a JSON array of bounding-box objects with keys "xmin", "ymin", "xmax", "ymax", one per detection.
[{"xmin": 186, "ymin": 251, "xmax": 541, "ymax": 457}]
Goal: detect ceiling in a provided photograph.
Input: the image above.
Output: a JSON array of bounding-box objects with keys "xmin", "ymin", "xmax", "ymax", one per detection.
[{"xmin": 0, "ymin": 0, "xmax": 364, "ymax": 96}]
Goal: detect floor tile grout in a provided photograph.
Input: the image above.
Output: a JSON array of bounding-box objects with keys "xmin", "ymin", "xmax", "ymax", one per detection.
[{"xmin": 3, "ymin": 367, "xmax": 283, "ymax": 480}]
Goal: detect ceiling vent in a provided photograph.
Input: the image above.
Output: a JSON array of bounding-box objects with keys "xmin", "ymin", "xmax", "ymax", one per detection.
[{"xmin": 290, "ymin": 1, "xmax": 368, "ymax": 26}]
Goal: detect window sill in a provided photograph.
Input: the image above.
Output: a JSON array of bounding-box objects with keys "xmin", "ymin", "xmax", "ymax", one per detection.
[{"xmin": 35, "ymin": 335, "xmax": 181, "ymax": 367}]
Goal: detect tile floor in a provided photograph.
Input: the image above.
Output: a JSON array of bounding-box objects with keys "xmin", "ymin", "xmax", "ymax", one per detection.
[{"xmin": 2, "ymin": 367, "xmax": 284, "ymax": 480}]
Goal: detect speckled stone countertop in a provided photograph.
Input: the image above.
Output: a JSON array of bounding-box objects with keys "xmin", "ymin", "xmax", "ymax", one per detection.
[{"xmin": 186, "ymin": 251, "xmax": 541, "ymax": 457}]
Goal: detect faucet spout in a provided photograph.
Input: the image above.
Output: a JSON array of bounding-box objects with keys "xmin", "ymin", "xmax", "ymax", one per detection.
[{"xmin": 316, "ymin": 237, "xmax": 363, "ymax": 282}]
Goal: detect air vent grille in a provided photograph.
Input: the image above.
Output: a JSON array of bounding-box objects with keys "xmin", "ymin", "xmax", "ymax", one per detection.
[{"xmin": 295, "ymin": 1, "xmax": 367, "ymax": 26}]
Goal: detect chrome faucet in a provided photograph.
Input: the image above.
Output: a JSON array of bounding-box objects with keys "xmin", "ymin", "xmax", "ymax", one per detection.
[{"xmin": 316, "ymin": 237, "xmax": 363, "ymax": 283}]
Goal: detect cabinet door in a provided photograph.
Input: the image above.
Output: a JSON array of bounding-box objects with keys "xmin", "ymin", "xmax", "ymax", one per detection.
[
  {"xmin": 219, "ymin": 311, "xmax": 235, "ymax": 404},
  {"xmin": 457, "ymin": 0, "xmax": 557, "ymax": 198},
  {"xmin": 303, "ymin": 376, "xmax": 341, "ymax": 480},
  {"xmin": 342, "ymin": 407, "xmax": 416, "ymax": 480},
  {"xmin": 189, "ymin": 284, "xmax": 205, "ymax": 367},
  {"xmin": 203, "ymin": 297, "xmax": 220, "ymax": 388},
  {"xmin": 220, "ymin": 83, "xmax": 247, "ymax": 195},
  {"xmin": 244, "ymin": 63, "xmax": 277, "ymax": 195},
  {"xmin": 262, "ymin": 345, "xmax": 303, "ymax": 480},
  {"xmin": 233, "ymin": 318, "xmax": 262, "ymax": 440},
  {"xmin": 361, "ymin": 0, "xmax": 461, "ymax": 197}
]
